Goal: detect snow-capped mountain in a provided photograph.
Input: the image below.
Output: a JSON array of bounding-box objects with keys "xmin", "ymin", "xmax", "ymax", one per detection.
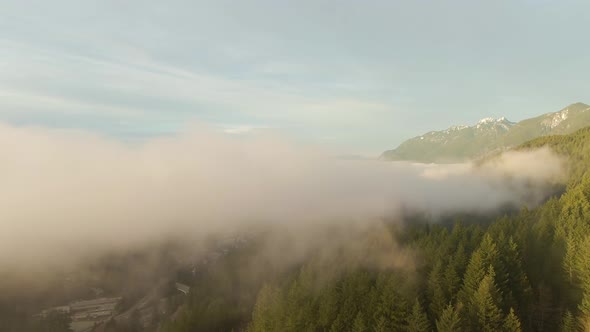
[{"xmin": 381, "ymin": 102, "xmax": 590, "ymax": 163}]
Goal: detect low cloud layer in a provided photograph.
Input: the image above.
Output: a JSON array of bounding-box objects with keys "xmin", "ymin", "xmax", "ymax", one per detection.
[{"xmin": 0, "ymin": 123, "xmax": 566, "ymax": 270}]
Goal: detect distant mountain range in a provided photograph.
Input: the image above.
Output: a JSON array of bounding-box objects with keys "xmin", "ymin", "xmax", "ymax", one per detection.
[{"xmin": 381, "ymin": 102, "xmax": 590, "ymax": 163}]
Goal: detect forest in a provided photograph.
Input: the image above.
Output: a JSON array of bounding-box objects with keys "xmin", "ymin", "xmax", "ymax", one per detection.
[
  {"xmin": 161, "ymin": 127, "xmax": 590, "ymax": 332},
  {"xmin": 3, "ymin": 128, "xmax": 590, "ymax": 332}
]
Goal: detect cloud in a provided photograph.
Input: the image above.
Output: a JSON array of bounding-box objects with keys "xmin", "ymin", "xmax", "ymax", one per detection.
[
  {"xmin": 2, "ymin": 0, "xmax": 590, "ymax": 154},
  {"xmin": 0, "ymin": 122, "xmax": 566, "ymax": 271},
  {"xmin": 0, "ymin": 37, "xmax": 390, "ymax": 133}
]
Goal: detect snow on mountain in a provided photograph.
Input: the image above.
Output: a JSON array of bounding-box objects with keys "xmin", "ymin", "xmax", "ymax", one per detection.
[
  {"xmin": 381, "ymin": 102, "xmax": 590, "ymax": 163},
  {"xmin": 477, "ymin": 117, "xmax": 496, "ymax": 125},
  {"xmin": 476, "ymin": 117, "xmax": 515, "ymax": 130},
  {"xmin": 542, "ymin": 108, "xmax": 569, "ymax": 129}
]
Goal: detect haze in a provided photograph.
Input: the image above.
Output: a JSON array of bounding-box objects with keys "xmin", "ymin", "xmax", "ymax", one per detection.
[{"xmin": 0, "ymin": 122, "xmax": 565, "ymax": 271}]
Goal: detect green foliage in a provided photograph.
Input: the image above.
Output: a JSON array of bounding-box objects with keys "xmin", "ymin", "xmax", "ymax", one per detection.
[
  {"xmin": 435, "ymin": 303, "xmax": 462, "ymax": 332},
  {"xmin": 248, "ymin": 284, "xmax": 283, "ymax": 332},
  {"xmin": 427, "ymin": 261, "xmax": 447, "ymax": 317},
  {"xmin": 504, "ymin": 308, "xmax": 522, "ymax": 332},
  {"xmin": 167, "ymin": 126, "xmax": 590, "ymax": 332},
  {"xmin": 560, "ymin": 310, "xmax": 577, "ymax": 332},
  {"xmin": 472, "ymin": 268, "xmax": 504, "ymax": 332},
  {"xmin": 407, "ymin": 299, "xmax": 431, "ymax": 332},
  {"xmin": 460, "ymin": 234, "xmax": 501, "ymax": 302}
]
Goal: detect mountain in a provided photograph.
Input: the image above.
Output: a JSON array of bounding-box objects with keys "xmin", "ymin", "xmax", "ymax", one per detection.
[{"xmin": 381, "ymin": 102, "xmax": 590, "ymax": 163}]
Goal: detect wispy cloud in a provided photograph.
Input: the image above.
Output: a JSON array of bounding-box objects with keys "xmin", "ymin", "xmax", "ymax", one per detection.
[
  {"xmin": 0, "ymin": 37, "xmax": 390, "ymax": 142},
  {"xmin": 1, "ymin": 0, "xmax": 589, "ymax": 153}
]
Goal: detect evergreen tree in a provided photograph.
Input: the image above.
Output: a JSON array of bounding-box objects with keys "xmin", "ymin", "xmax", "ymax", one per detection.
[
  {"xmin": 503, "ymin": 308, "xmax": 522, "ymax": 332},
  {"xmin": 317, "ymin": 284, "xmax": 340, "ymax": 330},
  {"xmin": 374, "ymin": 274, "xmax": 408, "ymax": 331},
  {"xmin": 560, "ymin": 310, "xmax": 577, "ymax": 332},
  {"xmin": 406, "ymin": 299, "xmax": 430, "ymax": 332},
  {"xmin": 461, "ymin": 234, "xmax": 502, "ymax": 301},
  {"xmin": 427, "ymin": 260, "xmax": 447, "ymax": 318},
  {"xmin": 502, "ymin": 237, "xmax": 533, "ymax": 314},
  {"xmin": 249, "ymin": 284, "xmax": 283, "ymax": 332},
  {"xmin": 564, "ymin": 236, "xmax": 578, "ymax": 283},
  {"xmin": 473, "ymin": 268, "xmax": 503, "ymax": 332},
  {"xmin": 443, "ymin": 258, "xmax": 462, "ymax": 303},
  {"xmin": 435, "ymin": 303, "xmax": 462, "ymax": 332},
  {"xmin": 460, "ymin": 235, "xmax": 506, "ymax": 329}
]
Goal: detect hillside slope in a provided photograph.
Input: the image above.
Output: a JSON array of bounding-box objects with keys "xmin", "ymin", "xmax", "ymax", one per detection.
[{"xmin": 245, "ymin": 127, "xmax": 590, "ymax": 332}]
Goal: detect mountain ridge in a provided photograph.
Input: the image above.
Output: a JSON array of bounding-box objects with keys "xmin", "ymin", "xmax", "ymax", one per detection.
[{"xmin": 381, "ymin": 102, "xmax": 590, "ymax": 163}]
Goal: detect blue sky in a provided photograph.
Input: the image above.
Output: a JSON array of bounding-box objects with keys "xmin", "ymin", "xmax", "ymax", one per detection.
[{"xmin": 1, "ymin": 0, "xmax": 589, "ymax": 154}]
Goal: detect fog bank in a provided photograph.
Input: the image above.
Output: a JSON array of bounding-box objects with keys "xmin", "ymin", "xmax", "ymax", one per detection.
[{"xmin": 0, "ymin": 123, "xmax": 566, "ymax": 270}]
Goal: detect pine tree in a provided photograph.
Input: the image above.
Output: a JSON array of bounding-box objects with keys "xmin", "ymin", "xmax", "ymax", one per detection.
[
  {"xmin": 502, "ymin": 237, "xmax": 532, "ymax": 314},
  {"xmin": 283, "ymin": 279, "xmax": 303, "ymax": 331},
  {"xmin": 564, "ymin": 236, "xmax": 578, "ymax": 283},
  {"xmin": 473, "ymin": 268, "xmax": 503, "ymax": 332},
  {"xmin": 560, "ymin": 310, "xmax": 577, "ymax": 332},
  {"xmin": 374, "ymin": 274, "xmax": 407, "ymax": 331},
  {"xmin": 443, "ymin": 260, "xmax": 462, "ymax": 303},
  {"xmin": 407, "ymin": 299, "xmax": 431, "ymax": 332},
  {"xmin": 317, "ymin": 285, "xmax": 340, "ymax": 330},
  {"xmin": 503, "ymin": 308, "xmax": 522, "ymax": 332},
  {"xmin": 435, "ymin": 303, "xmax": 462, "ymax": 332},
  {"xmin": 460, "ymin": 235, "xmax": 505, "ymax": 329},
  {"xmin": 461, "ymin": 234, "xmax": 502, "ymax": 301},
  {"xmin": 427, "ymin": 261, "xmax": 447, "ymax": 318},
  {"xmin": 249, "ymin": 284, "xmax": 282, "ymax": 332}
]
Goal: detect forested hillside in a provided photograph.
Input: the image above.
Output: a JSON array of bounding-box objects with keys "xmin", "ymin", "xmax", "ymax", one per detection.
[
  {"xmin": 245, "ymin": 127, "xmax": 590, "ymax": 332},
  {"xmin": 156, "ymin": 127, "xmax": 590, "ymax": 332}
]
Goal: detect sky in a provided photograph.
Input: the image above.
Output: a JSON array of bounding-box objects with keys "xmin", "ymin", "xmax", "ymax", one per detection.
[{"xmin": 1, "ymin": 0, "xmax": 589, "ymax": 155}]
